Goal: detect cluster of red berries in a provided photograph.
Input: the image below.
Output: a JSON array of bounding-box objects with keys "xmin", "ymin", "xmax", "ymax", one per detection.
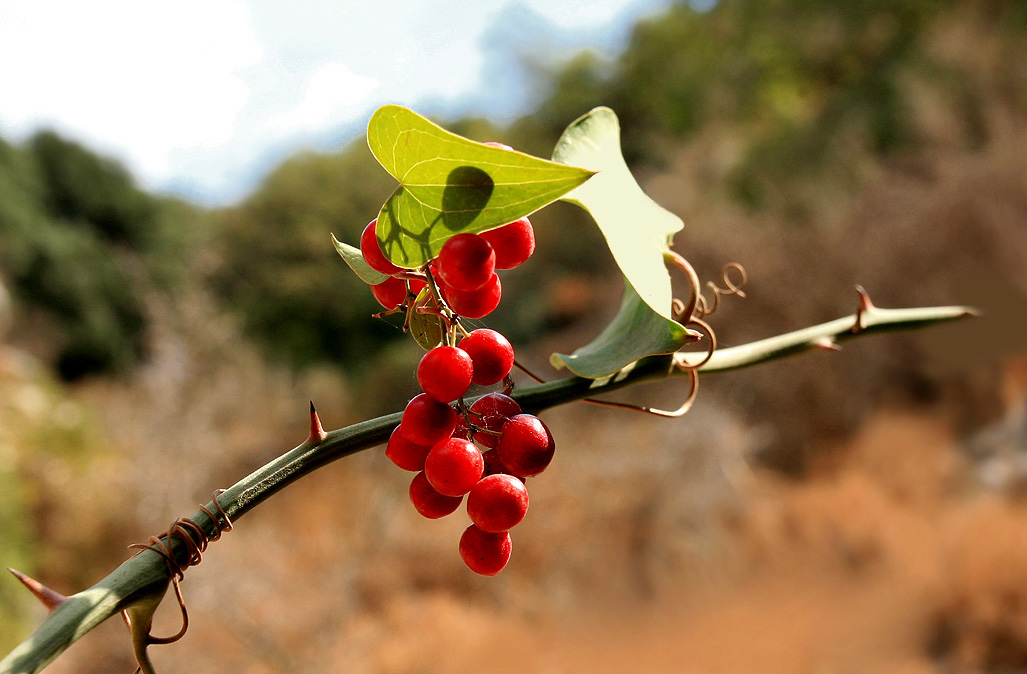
[
  {"xmin": 359, "ymin": 207, "xmax": 555, "ymax": 575},
  {"xmin": 360, "ymin": 216, "xmax": 535, "ymax": 317}
]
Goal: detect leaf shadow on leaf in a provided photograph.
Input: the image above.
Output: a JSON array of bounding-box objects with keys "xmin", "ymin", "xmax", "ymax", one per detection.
[
  {"xmin": 378, "ymin": 165, "xmax": 497, "ymax": 268},
  {"xmin": 441, "ymin": 165, "xmax": 494, "ymax": 231}
]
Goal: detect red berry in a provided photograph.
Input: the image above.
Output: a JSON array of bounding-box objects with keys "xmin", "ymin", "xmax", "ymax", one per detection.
[
  {"xmin": 409, "ymin": 471, "xmax": 463, "ymax": 519},
  {"xmin": 385, "ymin": 426, "xmax": 432, "ymax": 471},
  {"xmin": 459, "ymin": 524, "xmax": 512, "ymax": 576},
  {"xmin": 442, "ymin": 273, "xmax": 501, "ymax": 319},
  {"xmin": 417, "ymin": 346, "xmax": 473, "ymax": 403},
  {"xmin": 425, "ymin": 437, "xmax": 484, "ymax": 497},
  {"xmin": 370, "ymin": 276, "xmax": 406, "ymax": 309},
  {"xmin": 469, "ymin": 393, "xmax": 522, "ymax": 449},
  {"xmin": 496, "ymin": 414, "xmax": 555, "ymax": 478},
  {"xmin": 360, "ymin": 219, "xmax": 403, "ymax": 276},
  {"xmin": 399, "ymin": 394, "xmax": 458, "ymax": 446},
  {"xmin": 482, "ymin": 449, "xmax": 514, "ymax": 477},
  {"xmin": 467, "ymin": 474, "xmax": 529, "ymax": 532},
  {"xmin": 437, "ymin": 233, "xmax": 496, "ymax": 291},
  {"xmin": 481, "ymin": 217, "xmax": 535, "ymax": 270},
  {"xmin": 460, "ymin": 329, "xmax": 514, "ymax": 386}
]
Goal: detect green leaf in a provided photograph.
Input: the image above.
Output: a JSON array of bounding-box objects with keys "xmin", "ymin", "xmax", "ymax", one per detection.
[
  {"xmin": 367, "ymin": 105, "xmax": 594, "ymax": 268},
  {"xmin": 331, "ymin": 233, "xmax": 389, "ymax": 285},
  {"xmin": 550, "ymin": 279, "xmax": 696, "ymax": 379},
  {"xmin": 408, "ymin": 288, "xmax": 444, "ymax": 351},
  {"xmin": 548, "ymin": 107, "xmax": 696, "ymax": 378},
  {"xmin": 552, "ymin": 107, "xmax": 682, "ymax": 321}
]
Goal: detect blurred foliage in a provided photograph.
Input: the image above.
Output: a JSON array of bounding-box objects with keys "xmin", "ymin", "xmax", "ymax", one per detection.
[
  {"xmin": 4, "ymin": 0, "xmax": 1027, "ymax": 383},
  {"xmin": 0, "ymin": 133, "xmax": 196, "ymax": 379}
]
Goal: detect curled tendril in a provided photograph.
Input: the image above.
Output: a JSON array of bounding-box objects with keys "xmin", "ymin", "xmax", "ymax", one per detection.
[
  {"xmin": 123, "ymin": 490, "xmax": 233, "ymax": 673},
  {"xmin": 694, "ymin": 262, "xmax": 747, "ymax": 320},
  {"xmin": 584, "ymin": 366, "xmax": 699, "ymax": 418}
]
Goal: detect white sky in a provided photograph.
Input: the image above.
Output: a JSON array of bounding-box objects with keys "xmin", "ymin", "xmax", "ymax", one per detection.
[{"xmin": 0, "ymin": 0, "xmax": 671, "ymax": 204}]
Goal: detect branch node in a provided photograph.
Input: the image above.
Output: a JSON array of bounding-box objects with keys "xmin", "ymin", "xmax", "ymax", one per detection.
[
  {"xmin": 7, "ymin": 568, "xmax": 68, "ymax": 612},
  {"xmin": 308, "ymin": 401, "xmax": 327, "ymax": 444}
]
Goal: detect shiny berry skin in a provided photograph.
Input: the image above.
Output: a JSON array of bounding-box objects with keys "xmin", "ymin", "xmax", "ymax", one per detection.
[
  {"xmin": 467, "ymin": 474, "xmax": 529, "ymax": 532},
  {"xmin": 442, "ymin": 273, "xmax": 501, "ymax": 319},
  {"xmin": 459, "ymin": 524, "xmax": 512, "ymax": 576},
  {"xmin": 496, "ymin": 414, "xmax": 555, "ymax": 478},
  {"xmin": 469, "ymin": 393, "xmax": 521, "ymax": 449},
  {"xmin": 360, "ymin": 219, "xmax": 403, "ymax": 276},
  {"xmin": 409, "ymin": 471, "xmax": 463, "ymax": 519},
  {"xmin": 370, "ymin": 276, "xmax": 407, "ymax": 309},
  {"xmin": 425, "ymin": 437, "xmax": 484, "ymax": 497},
  {"xmin": 417, "ymin": 346, "xmax": 473, "ymax": 403},
  {"xmin": 481, "ymin": 217, "xmax": 535, "ymax": 270},
  {"xmin": 385, "ymin": 426, "xmax": 432, "ymax": 472},
  {"xmin": 437, "ymin": 233, "xmax": 496, "ymax": 291},
  {"xmin": 460, "ymin": 329, "xmax": 514, "ymax": 386},
  {"xmin": 399, "ymin": 394, "xmax": 458, "ymax": 446}
]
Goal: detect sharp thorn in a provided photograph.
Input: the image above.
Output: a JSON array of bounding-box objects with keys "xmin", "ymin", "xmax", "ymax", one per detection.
[
  {"xmin": 308, "ymin": 401, "xmax": 327, "ymax": 444},
  {"xmin": 813, "ymin": 337, "xmax": 842, "ymax": 352},
  {"xmin": 852, "ymin": 284, "xmax": 876, "ymax": 332},
  {"xmin": 8, "ymin": 568, "xmax": 69, "ymax": 612}
]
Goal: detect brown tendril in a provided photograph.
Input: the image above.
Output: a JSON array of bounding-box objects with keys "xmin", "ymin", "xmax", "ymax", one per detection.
[
  {"xmin": 693, "ymin": 262, "xmax": 747, "ymax": 320},
  {"xmin": 124, "ymin": 490, "xmax": 233, "ymax": 654}
]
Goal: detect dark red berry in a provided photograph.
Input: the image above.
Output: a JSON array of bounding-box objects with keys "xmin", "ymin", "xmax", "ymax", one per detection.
[
  {"xmin": 437, "ymin": 233, "xmax": 496, "ymax": 291},
  {"xmin": 370, "ymin": 276, "xmax": 406, "ymax": 309},
  {"xmin": 496, "ymin": 414, "xmax": 555, "ymax": 478},
  {"xmin": 469, "ymin": 393, "xmax": 522, "ymax": 449},
  {"xmin": 467, "ymin": 474, "xmax": 529, "ymax": 532},
  {"xmin": 443, "ymin": 273, "xmax": 501, "ymax": 319},
  {"xmin": 460, "ymin": 329, "xmax": 514, "ymax": 386},
  {"xmin": 482, "ymin": 449, "xmax": 514, "ymax": 477},
  {"xmin": 409, "ymin": 471, "xmax": 463, "ymax": 519},
  {"xmin": 459, "ymin": 524, "xmax": 512, "ymax": 576},
  {"xmin": 425, "ymin": 437, "xmax": 484, "ymax": 497},
  {"xmin": 360, "ymin": 219, "xmax": 403, "ymax": 276},
  {"xmin": 399, "ymin": 394, "xmax": 458, "ymax": 446},
  {"xmin": 385, "ymin": 426, "xmax": 432, "ymax": 471},
  {"xmin": 417, "ymin": 346, "xmax": 473, "ymax": 403},
  {"xmin": 481, "ymin": 217, "xmax": 535, "ymax": 270}
]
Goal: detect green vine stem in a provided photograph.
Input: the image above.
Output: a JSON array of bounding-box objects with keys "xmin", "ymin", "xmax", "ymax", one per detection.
[{"xmin": 0, "ymin": 298, "xmax": 973, "ymax": 674}]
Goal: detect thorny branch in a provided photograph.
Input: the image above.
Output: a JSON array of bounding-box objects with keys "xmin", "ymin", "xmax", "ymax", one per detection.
[{"xmin": 0, "ymin": 292, "xmax": 973, "ymax": 674}]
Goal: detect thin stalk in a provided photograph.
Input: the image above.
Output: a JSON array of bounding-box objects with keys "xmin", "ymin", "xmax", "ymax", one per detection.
[{"xmin": 0, "ymin": 301, "xmax": 973, "ymax": 674}]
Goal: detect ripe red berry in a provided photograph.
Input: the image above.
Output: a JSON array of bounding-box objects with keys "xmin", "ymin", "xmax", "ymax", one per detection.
[
  {"xmin": 385, "ymin": 426, "xmax": 432, "ymax": 472},
  {"xmin": 460, "ymin": 329, "xmax": 514, "ymax": 386},
  {"xmin": 442, "ymin": 273, "xmax": 501, "ymax": 319},
  {"xmin": 480, "ymin": 217, "xmax": 535, "ymax": 270},
  {"xmin": 370, "ymin": 276, "xmax": 407, "ymax": 309},
  {"xmin": 425, "ymin": 437, "xmax": 484, "ymax": 497},
  {"xmin": 360, "ymin": 219, "xmax": 403, "ymax": 276},
  {"xmin": 469, "ymin": 393, "xmax": 522, "ymax": 449},
  {"xmin": 459, "ymin": 524, "xmax": 512, "ymax": 576},
  {"xmin": 496, "ymin": 414, "xmax": 555, "ymax": 478},
  {"xmin": 409, "ymin": 471, "xmax": 463, "ymax": 519},
  {"xmin": 399, "ymin": 394, "xmax": 458, "ymax": 446},
  {"xmin": 467, "ymin": 474, "xmax": 529, "ymax": 532},
  {"xmin": 437, "ymin": 233, "xmax": 496, "ymax": 291},
  {"xmin": 417, "ymin": 346, "xmax": 473, "ymax": 403}
]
